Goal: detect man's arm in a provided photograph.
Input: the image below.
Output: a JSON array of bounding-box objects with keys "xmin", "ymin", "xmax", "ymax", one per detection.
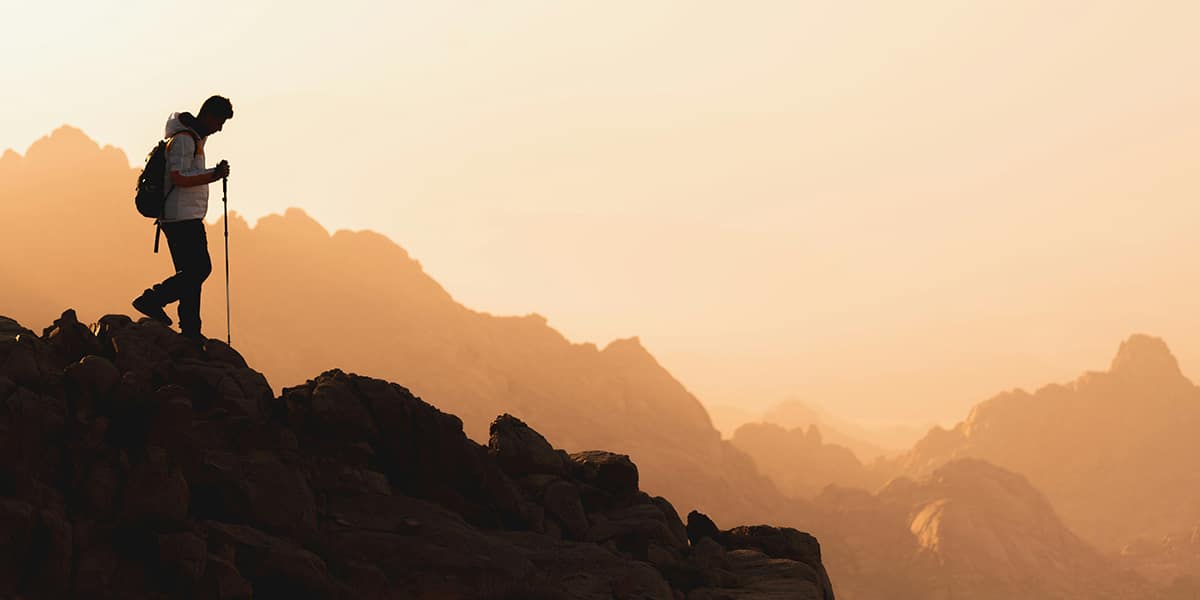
[
  {"xmin": 171, "ymin": 166, "xmax": 226, "ymax": 187},
  {"xmin": 166, "ymin": 135, "xmax": 229, "ymax": 187}
]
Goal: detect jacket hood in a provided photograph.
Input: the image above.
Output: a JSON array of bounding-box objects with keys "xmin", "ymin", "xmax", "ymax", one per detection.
[{"xmin": 164, "ymin": 112, "xmax": 200, "ymax": 138}]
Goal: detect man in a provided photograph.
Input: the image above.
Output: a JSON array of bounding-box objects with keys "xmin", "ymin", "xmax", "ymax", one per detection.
[{"xmin": 132, "ymin": 95, "xmax": 233, "ymax": 342}]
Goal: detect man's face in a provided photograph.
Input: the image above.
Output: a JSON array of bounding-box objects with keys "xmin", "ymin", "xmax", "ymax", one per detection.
[{"xmin": 199, "ymin": 115, "xmax": 228, "ymax": 136}]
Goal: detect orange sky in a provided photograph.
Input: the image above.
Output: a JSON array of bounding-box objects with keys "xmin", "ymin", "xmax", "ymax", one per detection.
[{"xmin": 4, "ymin": 2, "xmax": 1200, "ymax": 425}]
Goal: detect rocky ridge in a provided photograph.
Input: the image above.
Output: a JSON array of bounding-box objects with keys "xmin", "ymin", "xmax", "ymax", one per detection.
[
  {"xmin": 891, "ymin": 334, "xmax": 1200, "ymax": 551},
  {"xmin": 728, "ymin": 423, "xmax": 881, "ymax": 499},
  {"xmin": 0, "ymin": 126, "xmax": 792, "ymax": 529},
  {"xmin": 812, "ymin": 459, "xmax": 1143, "ymax": 600},
  {"xmin": 0, "ymin": 309, "xmax": 833, "ymax": 599}
]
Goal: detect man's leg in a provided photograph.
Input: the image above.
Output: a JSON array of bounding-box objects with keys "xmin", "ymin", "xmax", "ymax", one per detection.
[
  {"xmin": 170, "ymin": 220, "xmax": 212, "ymax": 338},
  {"xmin": 132, "ymin": 223, "xmax": 193, "ymax": 325},
  {"xmin": 135, "ymin": 220, "xmax": 211, "ymax": 336}
]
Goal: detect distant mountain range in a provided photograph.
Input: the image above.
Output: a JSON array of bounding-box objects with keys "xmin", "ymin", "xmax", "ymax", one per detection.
[
  {"xmin": 707, "ymin": 399, "xmax": 931, "ymax": 462},
  {"xmin": 813, "ymin": 459, "xmax": 1144, "ymax": 600},
  {"xmin": 891, "ymin": 334, "xmax": 1200, "ymax": 554},
  {"xmin": 6, "ymin": 126, "xmax": 1197, "ymax": 599},
  {"xmin": 0, "ymin": 126, "xmax": 790, "ymax": 528}
]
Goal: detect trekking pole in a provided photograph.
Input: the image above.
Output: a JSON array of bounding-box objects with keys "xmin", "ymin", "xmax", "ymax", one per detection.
[{"xmin": 223, "ymin": 176, "xmax": 231, "ymax": 346}]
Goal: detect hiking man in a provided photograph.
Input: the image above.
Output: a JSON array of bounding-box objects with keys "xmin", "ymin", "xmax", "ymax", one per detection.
[{"xmin": 132, "ymin": 95, "xmax": 233, "ymax": 342}]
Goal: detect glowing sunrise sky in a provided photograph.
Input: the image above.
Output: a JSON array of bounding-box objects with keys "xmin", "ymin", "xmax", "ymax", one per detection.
[{"xmin": 4, "ymin": 1, "xmax": 1200, "ymax": 426}]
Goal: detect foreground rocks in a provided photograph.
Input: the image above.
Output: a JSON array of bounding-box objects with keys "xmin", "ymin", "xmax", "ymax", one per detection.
[{"xmin": 0, "ymin": 310, "xmax": 834, "ymax": 599}]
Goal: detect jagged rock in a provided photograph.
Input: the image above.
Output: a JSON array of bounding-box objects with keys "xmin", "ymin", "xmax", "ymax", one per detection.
[
  {"xmin": 42, "ymin": 309, "xmax": 102, "ymax": 366},
  {"xmin": 72, "ymin": 520, "xmax": 118, "ymax": 597},
  {"xmin": 690, "ymin": 537, "xmax": 728, "ymax": 573},
  {"xmin": 204, "ymin": 339, "xmax": 249, "ymax": 369},
  {"xmin": 65, "ymin": 354, "xmax": 120, "ymax": 398},
  {"xmin": 189, "ymin": 453, "xmax": 317, "ymax": 542},
  {"xmin": 27, "ymin": 507, "xmax": 73, "ymax": 597},
  {"xmin": 570, "ymin": 450, "xmax": 639, "ymax": 500},
  {"xmin": 498, "ymin": 531, "xmax": 675, "ymax": 600},
  {"xmin": 202, "ymin": 553, "xmax": 253, "ymax": 599},
  {"xmin": 717, "ymin": 526, "xmax": 833, "ymax": 600},
  {"xmin": 0, "ymin": 317, "xmax": 34, "ymax": 341},
  {"xmin": 76, "ymin": 453, "xmax": 120, "ymax": 518},
  {"xmin": 0, "ymin": 330, "xmax": 55, "ymax": 387},
  {"xmin": 0, "ymin": 499, "xmax": 35, "ymax": 594},
  {"xmin": 157, "ymin": 531, "xmax": 207, "ymax": 585},
  {"xmin": 587, "ymin": 502, "xmax": 688, "ymax": 558},
  {"xmin": 173, "ymin": 358, "xmax": 272, "ymax": 419},
  {"xmin": 0, "ymin": 384, "xmax": 66, "ymax": 499},
  {"xmin": 298, "ymin": 373, "xmax": 379, "ymax": 440},
  {"xmin": 713, "ymin": 549, "xmax": 825, "ymax": 599},
  {"xmin": 654, "ymin": 496, "xmax": 690, "ymax": 548},
  {"xmin": 146, "ymin": 387, "xmax": 194, "ymax": 453},
  {"xmin": 315, "ymin": 370, "xmax": 524, "ymax": 527},
  {"xmin": 206, "ymin": 520, "xmax": 336, "ymax": 599},
  {"xmin": 309, "ymin": 462, "xmax": 391, "ymax": 497},
  {"xmin": 0, "ymin": 315, "xmax": 833, "ymax": 599},
  {"xmin": 687, "ymin": 510, "xmax": 720, "ymax": 545},
  {"xmin": 543, "ymin": 479, "xmax": 588, "ymax": 539},
  {"xmin": 120, "ymin": 447, "xmax": 189, "ymax": 529},
  {"xmin": 489, "ymin": 413, "xmax": 570, "ymax": 477}
]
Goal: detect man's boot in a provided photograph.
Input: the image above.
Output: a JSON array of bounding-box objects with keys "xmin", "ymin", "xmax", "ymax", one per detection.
[{"xmin": 132, "ymin": 289, "xmax": 173, "ymax": 326}]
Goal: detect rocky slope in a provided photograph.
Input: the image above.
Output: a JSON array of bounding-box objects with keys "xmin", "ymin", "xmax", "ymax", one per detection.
[
  {"xmin": 811, "ymin": 459, "xmax": 1142, "ymax": 600},
  {"xmin": 0, "ymin": 310, "xmax": 833, "ymax": 599},
  {"xmin": 0, "ymin": 125, "xmax": 788, "ymax": 529},
  {"xmin": 891, "ymin": 334, "xmax": 1200, "ymax": 551}
]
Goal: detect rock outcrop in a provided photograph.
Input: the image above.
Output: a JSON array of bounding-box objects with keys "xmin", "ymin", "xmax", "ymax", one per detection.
[
  {"xmin": 0, "ymin": 310, "xmax": 834, "ymax": 599},
  {"xmin": 890, "ymin": 334, "xmax": 1200, "ymax": 551},
  {"xmin": 812, "ymin": 459, "xmax": 1142, "ymax": 600}
]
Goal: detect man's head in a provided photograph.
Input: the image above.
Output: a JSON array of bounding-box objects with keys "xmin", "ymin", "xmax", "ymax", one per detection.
[{"xmin": 196, "ymin": 95, "xmax": 233, "ymax": 136}]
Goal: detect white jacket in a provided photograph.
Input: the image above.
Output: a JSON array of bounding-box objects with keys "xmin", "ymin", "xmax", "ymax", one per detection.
[{"xmin": 161, "ymin": 112, "xmax": 215, "ymax": 222}]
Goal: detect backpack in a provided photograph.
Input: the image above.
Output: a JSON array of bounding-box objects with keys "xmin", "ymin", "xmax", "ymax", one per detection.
[
  {"xmin": 134, "ymin": 130, "xmax": 200, "ymax": 252},
  {"xmin": 134, "ymin": 130, "xmax": 201, "ymax": 219}
]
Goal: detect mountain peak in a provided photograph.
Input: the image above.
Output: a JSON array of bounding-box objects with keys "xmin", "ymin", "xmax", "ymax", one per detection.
[
  {"xmin": 17, "ymin": 125, "xmax": 129, "ymax": 172},
  {"xmin": 1109, "ymin": 334, "xmax": 1183, "ymax": 380}
]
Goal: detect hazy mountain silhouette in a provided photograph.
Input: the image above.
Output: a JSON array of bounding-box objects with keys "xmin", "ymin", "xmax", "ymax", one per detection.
[
  {"xmin": 1121, "ymin": 523, "xmax": 1200, "ymax": 594},
  {"xmin": 761, "ymin": 399, "xmax": 936, "ymax": 461},
  {"xmin": 709, "ymin": 398, "xmax": 930, "ymax": 462},
  {"xmin": 0, "ymin": 126, "xmax": 791, "ymax": 527},
  {"xmin": 6, "ymin": 126, "xmax": 1190, "ymax": 599},
  {"xmin": 891, "ymin": 334, "xmax": 1200, "ymax": 553},
  {"xmin": 730, "ymin": 422, "xmax": 884, "ymax": 499},
  {"xmin": 703, "ymin": 403, "xmax": 756, "ymax": 439},
  {"xmin": 813, "ymin": 459, "xmax": 1143, "ymax": 600}
]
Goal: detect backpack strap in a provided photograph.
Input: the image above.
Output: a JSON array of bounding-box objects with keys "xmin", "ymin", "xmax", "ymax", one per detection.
[
  {"xmin": 165, "ymin": 129, "xmax": 202, "ymax": 156},
  {"xmin": 154, "ymin": 130, "xmax": 203, "ymax": 253}
]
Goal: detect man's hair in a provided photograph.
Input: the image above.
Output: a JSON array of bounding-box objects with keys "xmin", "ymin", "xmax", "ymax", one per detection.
[{"xmin": 198, "ymin": 95, "xmax": 234, "ymax": 120}]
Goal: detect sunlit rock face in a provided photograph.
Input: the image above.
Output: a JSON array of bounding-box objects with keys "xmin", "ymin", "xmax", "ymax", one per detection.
[
  {"xmin": 891, "ymin": 334, "xmax": 1200, "ymax": 553},
  {"xmin": 814, "ymin": 459, "xmax": 1143, "ymax": 600}
]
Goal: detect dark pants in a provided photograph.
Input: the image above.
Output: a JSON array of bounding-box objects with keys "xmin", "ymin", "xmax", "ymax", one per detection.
[{"xmin": 149, "ymin": 219, "xmax": 212, "ymax": 336}]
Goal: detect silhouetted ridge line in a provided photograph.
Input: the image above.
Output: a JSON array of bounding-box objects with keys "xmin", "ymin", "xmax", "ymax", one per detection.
[
  {"xmin": 0, "ymin": 126, "xmax": 790, "ymax": 531},
  {"xmin": 0, "ymin": 309, "xmax": 834, "ymax": 599}
]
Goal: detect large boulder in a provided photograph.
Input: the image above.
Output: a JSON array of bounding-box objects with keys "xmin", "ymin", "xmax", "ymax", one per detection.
[{"xmin": 489, "ymin": 413, "xmax": 570, "ymax": 477}]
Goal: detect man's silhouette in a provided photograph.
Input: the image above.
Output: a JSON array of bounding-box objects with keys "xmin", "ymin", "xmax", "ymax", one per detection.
[{"xmin": 132, "ymin": 95, "xmax": 233, "ymax": 342}]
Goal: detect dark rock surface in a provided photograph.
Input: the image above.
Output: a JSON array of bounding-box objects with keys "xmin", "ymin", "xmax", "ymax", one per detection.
[{"xmin": 0, "ymin": 311, "xmax": 834, "ymax": 599}]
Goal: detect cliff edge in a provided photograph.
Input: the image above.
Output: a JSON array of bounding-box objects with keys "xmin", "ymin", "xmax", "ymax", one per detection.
[{"xmin": 0, "ymin": 310, "xmax": 833, "ymax": 600}]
